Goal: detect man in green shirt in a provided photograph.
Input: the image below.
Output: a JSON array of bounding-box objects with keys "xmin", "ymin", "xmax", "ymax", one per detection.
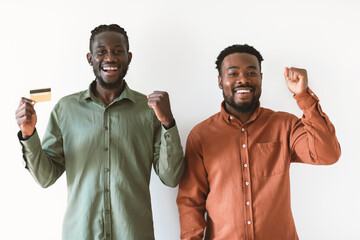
[{"xmin": 15, "ymin": 24, "xmax": 185, "ymax": 240}]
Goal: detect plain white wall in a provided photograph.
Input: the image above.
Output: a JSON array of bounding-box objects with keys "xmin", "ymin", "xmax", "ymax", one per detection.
[{"xmin": 1, "ymin": 0, "xmax": 359, "ymax": 239}]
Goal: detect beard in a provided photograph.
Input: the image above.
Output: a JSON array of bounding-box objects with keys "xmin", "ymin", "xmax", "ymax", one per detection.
[
  {"xmin": 94, "ymin": 64, "xmax": 129, "ymax": 90},
  {"xmin": 222, "ymin": 86, "xmax": 261, "ymax": 113}
]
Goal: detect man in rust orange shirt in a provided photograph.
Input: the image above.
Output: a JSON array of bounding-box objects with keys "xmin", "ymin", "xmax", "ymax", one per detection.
[{"xmin": 176, "ymin": 44, "xmax": 341, "ymax": 240}]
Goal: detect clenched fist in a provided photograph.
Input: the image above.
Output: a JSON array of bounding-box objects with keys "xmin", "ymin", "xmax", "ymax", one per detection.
[
  {"xmin": 147, "ymin": 91, "xmax": 175, "ymax": 129},
  {"xmin": 284, "ymin": 67, "xmax": 308, "ymax": 95}
]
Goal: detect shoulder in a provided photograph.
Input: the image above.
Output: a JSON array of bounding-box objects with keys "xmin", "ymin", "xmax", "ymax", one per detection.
[
  {"xmin": 50, "ymin": 90, "xmax": 85, "ymax": 110},
  {"xmin": 189, "ymin": 112, "xmax": 222, "ymax": 137},
  {"xmin": 130, "ymin": 89, "xmax": 149, "ymax": 105},
  {"xmin": 259, "ymin": 107, "xmax": 299, "ymax": 126},
  {"xmin": 124, "ymin": 88, "xmax": 158, "ymax": 123},
  {"xmin": 58, "ymin": 90, "xmax": 86, "ymax": 104}
]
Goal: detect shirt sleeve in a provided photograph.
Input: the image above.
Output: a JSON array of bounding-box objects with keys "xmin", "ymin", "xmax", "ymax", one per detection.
[
  {"xmin": 18, "ymin": 107, "xmax": 65, "ymax": 188},
  {"xmin": 176, "ymin": 130, "xmax": 208, "ymax": 240},
  {"xmin": 153, "ymin": 120, "xmax": 185, "ymax": 188},
  {"xmin": 290, "ymin": 88, "xmax": 341, "ymax": 165}
]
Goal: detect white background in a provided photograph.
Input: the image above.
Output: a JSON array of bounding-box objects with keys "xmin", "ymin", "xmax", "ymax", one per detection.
[{"xmin": 1, "ymin": 0, "xmax": 359, "ymax": 239}]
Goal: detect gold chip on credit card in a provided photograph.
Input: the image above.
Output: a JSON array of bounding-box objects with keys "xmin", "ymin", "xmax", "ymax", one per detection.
[{"xmin": 30, "ymin": 88, "xmax": 51, "ymax": 102}]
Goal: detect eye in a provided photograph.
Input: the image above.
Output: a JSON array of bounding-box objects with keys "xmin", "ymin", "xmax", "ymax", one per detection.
[
  {"xmin": 229, "ymin": 72, "xmax": 238, "ymax": 77},
  {"xmin": 96, "ymin": 50, "xmax": 106, "ymax": 55},
  {"xmin": 248, "ymin": 72, "xmax": 257, "ymax": 76},
  {"xmin": 114, "ymin": 50, "xmax": 124, "ymax": 55}
]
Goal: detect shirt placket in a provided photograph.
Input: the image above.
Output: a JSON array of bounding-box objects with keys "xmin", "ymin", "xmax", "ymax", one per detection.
[
  {"xmin": 240, "ymin": 126, "xmax": 254, "ymax": 240},
  {"xmin": 103, "ymin": 107, "xmax": 112, "ymax": 239}
]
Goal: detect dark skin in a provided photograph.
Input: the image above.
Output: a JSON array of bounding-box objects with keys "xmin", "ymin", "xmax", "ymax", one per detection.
[
  {"xmin": 218, "ymin": 53, "xmax": 262, "ymax": 123},
  {"xmin": 16, "ymin": 31, "xmax": 175, "ymax": 140},
  {"xmin": 86, "ymin": 31, "xmax": 131, "ymax": 106},
  {"xmin": 218, "ymin": 53, "xmax": 308, "ymax": 123},
  {"xmin": 15, "ymin": 97, "xmax": 36, "ymax": 139}
]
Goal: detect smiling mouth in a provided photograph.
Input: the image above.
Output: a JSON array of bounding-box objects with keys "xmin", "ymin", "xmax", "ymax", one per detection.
[
  {"xmin": 236, "ymin": 89, "xmax": 251, "ymax": 93},
  {"xmin": 102, "ymin": 66, "xmax": 119, "ymax": 71}
]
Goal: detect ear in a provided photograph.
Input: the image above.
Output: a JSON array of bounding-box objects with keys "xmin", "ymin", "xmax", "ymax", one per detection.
[
  {"xmin": 86, "ymin": 53, "xmax": 92, "ymax": 65},
  {"xmin": 218, "ymin": 75, "xmax": 223, "ymax": 89},
  {"xmin": 127, "ymin": 52, "xmax": 133, "ymax": 65}
]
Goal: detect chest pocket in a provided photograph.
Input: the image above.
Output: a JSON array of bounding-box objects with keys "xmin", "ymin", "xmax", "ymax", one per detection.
[{"xmin": 249, "ymin": 141, "xmax": 288, "ymax": 177}]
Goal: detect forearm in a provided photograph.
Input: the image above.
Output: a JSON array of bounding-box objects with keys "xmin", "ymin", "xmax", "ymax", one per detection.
[
  {"xmin": 177, "ymin": 196, "xmax": 207, "ymax": 239},
  {"xmin": 177, "ymin": 131, "xmax": 209, "ymax": 239},
  {"xmin": 155, "ymin": 124, "xmax": 185, "ymax": 187},
  {"xmin": 292, "ymin": 88, "xmax": 341, "ymax": 164},
  {"xmin": 19, "ymin": 130, "xmax": 65, "ymax": 187}
]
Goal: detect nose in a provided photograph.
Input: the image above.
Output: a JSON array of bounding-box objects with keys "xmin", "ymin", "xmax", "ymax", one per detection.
[
  {"xmin": 104, "ymin": 50, "xmax": 117, "ymax": 62},
  {"xmin": 236, "ymin": 72, "xmax": 250, "ymax": 85}
]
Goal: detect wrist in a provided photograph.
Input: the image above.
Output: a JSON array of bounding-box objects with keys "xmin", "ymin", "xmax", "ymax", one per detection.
[
  {"xmin": 292, "ymin": 87, "xmax": 308, "ymax": 96},
  {"xmin": 21, "ymin": 129, "xmax": 35, "ymax": 140},
  {"xmin": 162, "ymin": 118, "xmax": 175, "ymax": 130}
]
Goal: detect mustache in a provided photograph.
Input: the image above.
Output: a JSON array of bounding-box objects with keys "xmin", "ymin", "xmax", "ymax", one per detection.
[
  {"xmin": 231, "ymin": 84, "xmax": 255, "ymax": 92},
  {"xmin": 101, "ymin": 62, "xmax": 120, "ymax": 66}
]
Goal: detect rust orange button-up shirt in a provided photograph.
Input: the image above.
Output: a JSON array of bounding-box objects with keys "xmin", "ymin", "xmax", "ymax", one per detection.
[{"xmin": 177, "ymin": 88, "xmax": 341, "ymax": 240}]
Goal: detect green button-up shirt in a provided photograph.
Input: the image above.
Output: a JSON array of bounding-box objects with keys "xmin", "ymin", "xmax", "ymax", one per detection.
[{"xmin": 19, "ymin": 81, "xmax": 185, "ymax": 240}]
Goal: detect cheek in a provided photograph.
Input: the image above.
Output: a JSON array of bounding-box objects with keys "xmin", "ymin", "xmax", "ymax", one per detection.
[
  {"xmin": 222, "ymin": 79, "xmax": 232, "ymax": 87},
  {"xmin": 121, "ymin": 55, "xmax": 130, "ymax": 64},
  {"xmin": 253, "ymin": 78, "xmax": 261, "ymax": 87},
  {"xmin": 224, "ymin": 82, "xmax": 231, "ymax": 87}
]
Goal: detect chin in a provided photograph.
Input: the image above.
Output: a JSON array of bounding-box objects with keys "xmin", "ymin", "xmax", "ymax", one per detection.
[{"xmin": 98, "ymin": 77, "xmax": 123, "ymax": 89}]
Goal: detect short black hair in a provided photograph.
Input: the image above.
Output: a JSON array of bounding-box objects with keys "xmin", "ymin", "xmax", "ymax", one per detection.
[
  {"xmin": 89, "ymin": 24, "xmax": 129, "ymax": 52},
  {"xmin": 215, "ymin": 44, "xmax": 264, "ymax": 76}
]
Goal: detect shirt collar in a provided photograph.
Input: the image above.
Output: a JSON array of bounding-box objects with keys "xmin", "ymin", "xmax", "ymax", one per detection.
[
  {"xmin": 220, "ymin": 100, "xmax": 261, "ymax": 125},
  {"xmin": 79, "ymin": 80, "xmax": 136, "ymax": 104}
]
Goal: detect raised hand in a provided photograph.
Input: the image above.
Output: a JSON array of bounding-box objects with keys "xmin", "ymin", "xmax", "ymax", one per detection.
[
  {"xmin": 147, "ymin": 91, "xmax": 175, "ymax": 129},
  {"xmin": 284, "ymin": 67, "xmax": 308, "ymax": 95},
  {"xmin": 15, "ymin": 97, "xmax": 37, "ymax": 139}
]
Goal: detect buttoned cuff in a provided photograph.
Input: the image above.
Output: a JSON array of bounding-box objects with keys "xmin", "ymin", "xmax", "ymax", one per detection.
[
  {"xmin": 18, "ymin": 129, "xmax": 41, "ymax": 168},
  {"xmin": 293, "ymin": 88, "xmax": 319, "ymax": 110},
  {"xmin": 161, "ymin": 123, "xmax": 181, "ymax": 144}
]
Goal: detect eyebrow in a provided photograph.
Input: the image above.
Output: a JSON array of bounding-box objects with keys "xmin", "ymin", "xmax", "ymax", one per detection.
[
  {"xmin": 227, "ymin": 66, "xmax": 258, "ymax": 71},
  {"xmin": 96, "ymin": 45, "xmax": 124, "ymax": 49}
]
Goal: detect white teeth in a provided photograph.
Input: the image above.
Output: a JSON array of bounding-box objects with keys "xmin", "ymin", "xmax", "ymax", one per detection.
[
  {"xmin": 236, "ymin": 89, "xmax": 251, "ymax": 93},
  {"xmin": 102, "ymin": 67, "xmax": 118, "ymax": 71}
]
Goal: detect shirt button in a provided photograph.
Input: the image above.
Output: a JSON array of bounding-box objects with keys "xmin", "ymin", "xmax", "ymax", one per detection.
[
  {"xmin": 105, "ymin": 126, "xmax": 108, "ymax": 130},
  {"xmin": 246, "ymin": 201, "xmax": 250, "ymax": 206},
  {"xmin": 230, "ymin": 116, "xmax": 233, "ymax": 120},
  {"xmin": 244, "ymin": 163, "xmax": 248, "ymax": 168},
  {"xmin": 105, "ymin": 189, "xmax": 109, "ymax": 193},
  {"xmin": 241, "ymin": 128, "xmax": 245, "ymax": 132},
  {"xmin": 104, "ymin": 168, "xmax": 109, "ymax": 172},
  {"xmin": 311, "ymin": 92, "xmax": 315, "ymax": 96},
  {"xmin": 247, "ymin": 221, "xmax": 251, "ymax": 225},
  {"xmin": 245, "ymin": 181, "xmax": 249, "ymax": 186},
  {"xmin": 242, "ymin": 144, "xmax": 246, "ymax": 148},
  {"xmin": 104, "ymin": 147, "xmax": 108, "ymax": 151},
  {"xmin": 165, "ymin": 134, "xmax": 170, "ymax": 139}
]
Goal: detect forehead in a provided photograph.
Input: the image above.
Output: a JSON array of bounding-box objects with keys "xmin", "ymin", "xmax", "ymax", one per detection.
[
  {"xmin": 222, "ymin": 53, "xmax": 260, "ymax": 70},
  {"xmin": 92, "ymin": 31, "xmax": 126, "ymax": 49}
]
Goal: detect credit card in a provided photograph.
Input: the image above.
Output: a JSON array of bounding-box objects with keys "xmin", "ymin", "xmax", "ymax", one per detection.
[{"xmin": 30, "ymin": 88, "xmax": 51, "ymax": 102}]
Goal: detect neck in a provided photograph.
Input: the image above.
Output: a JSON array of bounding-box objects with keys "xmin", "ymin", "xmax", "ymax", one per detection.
[
  {"xmin": 94, "ymin": 80, "xmax": 125, "ymax": 106},
  {"xmin": 225, "ymin": 102, "xmax": 257, "ymax": 124}
]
